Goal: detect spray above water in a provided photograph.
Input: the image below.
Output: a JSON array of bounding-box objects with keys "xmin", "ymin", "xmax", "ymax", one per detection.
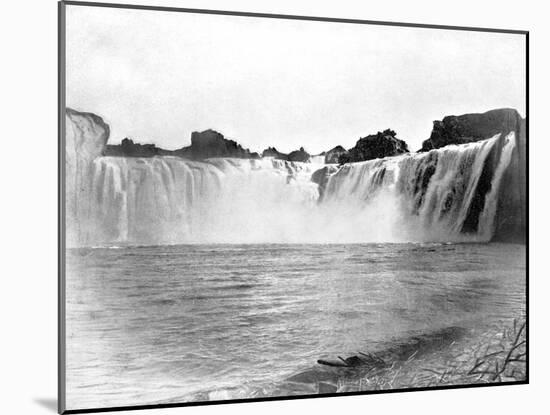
[{"xmin": 66, "ymin": 130, "xmax": 517, "ymax": 247}]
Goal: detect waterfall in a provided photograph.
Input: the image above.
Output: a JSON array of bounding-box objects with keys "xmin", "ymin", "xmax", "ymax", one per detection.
[
  {"xmin": 321, "ymin": 133, "xmax": 516, "ymax": 243},
  {"xmin": 69, "ymin": 157, "xmax": 320, "ymax": 246},
  {"xmin": 66, "ymin": 133, "xmax": 517, "ymax": 247}
]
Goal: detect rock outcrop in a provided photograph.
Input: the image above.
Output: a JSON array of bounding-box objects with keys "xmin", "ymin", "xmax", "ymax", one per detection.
[
  {"xmin": 324, "ymin": 145, "xmax": 348, "ymax": 164},
  {"xmin": 262, "ymin": 146, "xmax": 311, "ymax": 162},
  {"xmin": 105, "ymin": 130, "xmax": 260, "ymax": 160},
  {"xmin": 493, "ymin": 115, "xmax": 526, "ymax": 243},
  {"xmin": 65, "ymin": 108, "xmax": 110, "ymax": 247},
  {"xmin": 311, "ymin": 165, "xmax": 339, "ymax": 201},
  {"xmin": 66, "ymin": 108, "xmax": 109, "ymax": 164},
  {"xmin": 262, "ymin": 147, "xmax": 288, "ymax": 160},
  {"xmin": 288, "ymin": 147, "xmax": 311, "ymax": 163},
  {"xmin": 339, "ymin": 129, "xmax": 409, "ymax": 164},
  {"xmin": 176, "ymin": 129, "xmax": 260, "ymax": 160},
  {"xmin": 420, "ymin": 108, "xmax": 522, "ymax": 151},
  {"xmin": 104, "ymin": 138, "xmax": 171, "ymax": 157}
]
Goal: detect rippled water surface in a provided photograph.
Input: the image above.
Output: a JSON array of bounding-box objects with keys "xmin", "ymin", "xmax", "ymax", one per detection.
[{"xmin": 65, "ymin": 243, "xmax": 525, "ymax": 410}]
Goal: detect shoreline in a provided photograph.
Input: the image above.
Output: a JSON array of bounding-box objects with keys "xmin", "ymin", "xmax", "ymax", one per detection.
[
  {"xmin": 333, "ymin": 316, "xmax": 527, "ymax": 393},
  {"xmin": 174, "ymin": 316, "xmax": 527, "ymax": 402}
]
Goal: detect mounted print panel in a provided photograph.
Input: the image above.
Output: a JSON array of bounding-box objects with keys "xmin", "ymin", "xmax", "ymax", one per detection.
[{"xmin": 59, "ymin": 1, "xmax": 528, "ymax": 413}]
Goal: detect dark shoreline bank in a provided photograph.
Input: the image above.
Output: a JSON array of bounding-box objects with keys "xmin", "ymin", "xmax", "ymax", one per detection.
[{"xmin": 177, "ymin": 316, "xmax": 526, "ymax": 402}]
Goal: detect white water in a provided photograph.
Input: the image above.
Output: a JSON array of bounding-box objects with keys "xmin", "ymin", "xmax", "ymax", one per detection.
[
  {"xmin": 322, "ymin": 132, "xmax": 516, "ymax": 243},
  {"xmin": 67, "ymin": 133, "xmax": 516, "ymax": 247}
]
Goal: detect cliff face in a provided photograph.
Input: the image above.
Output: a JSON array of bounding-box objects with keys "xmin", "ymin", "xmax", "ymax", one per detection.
[
  {"xmin": 420, "ymin": 108, "xmax": 522, "ymax": 151},
  {"xmin": 493, "ymin": 116, "xmax": 526, "ymax": 242},
  {"xmin": 65, "ymin": 108, "xmax": 110, "ymax": 246},
  {"xmin": 66, "ymin": 108, "xmax": 109, "ymax": 163},
  {"xmin": 419, "ymin": 108, "xmax": 526, "ymax": 243},
  {"xmin": 339, "ymin": 129, "xmax": 409, "ymax": 164}
]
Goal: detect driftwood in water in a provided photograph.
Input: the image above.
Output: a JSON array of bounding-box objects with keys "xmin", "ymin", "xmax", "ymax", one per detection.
[
  {"xmin": 317, "ymin": 359, "xmax": 349, "ymax": 368},
  {"xmin": 318, "ymin": 353, "xmax": 387, "ymax": 368}
]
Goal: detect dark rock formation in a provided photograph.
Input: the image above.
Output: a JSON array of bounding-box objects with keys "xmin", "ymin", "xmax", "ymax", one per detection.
[
  {"xmin": 288, "ymin": 147, "xmax": 311, "ymax": 162},
  {"xmin": 262, "ymin": 147, "xmax": 288, "ymax": 160},
  {"xmin": 420, "ymin": 108, "xmax": 522, "ymax": 151},
  {"xmin": 104, "ymin": 138, "xmax": 172, "ymax": 157},
  {"xmin": 262, "ymin": 146, "xmax": 311, "ymax": 162},
  {"xmin": 105, "ymin": 130, "xmax": 260, "ymax": 160},
  {"xmin": 311, "ymin": 165, "xmax": 339, "ymax": 201},
  {"xmin": 176, "ymin": 129, "xmax": 259, "ymax": 160},
  {"xmin": 493, "ymin": 115, "xmax": 526, "ymax": 243},
  {"xmin": 493, "ymin": 111, "xmax": 527, "ymax": 243},
  {"xmin": 339, "ymin": 129, "xmax": 409, "ymax": 164},
  {"xmin": 324, "ymin": 145, "xmax": 348, "ymax": 164}
]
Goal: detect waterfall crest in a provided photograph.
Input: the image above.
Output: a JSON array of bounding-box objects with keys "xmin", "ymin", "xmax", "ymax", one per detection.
[{"xmin": 66, "ymin": 131, "xmax": 518, "ymax": 247}]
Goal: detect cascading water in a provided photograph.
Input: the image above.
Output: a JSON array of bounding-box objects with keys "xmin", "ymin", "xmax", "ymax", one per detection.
[
  {"xmin": 321, "ymin": 133, "xmax": 516, "ymax": 243},
  {"xmin": 70, "ymin": 157, "xmax": 321, "ymax": 246},
  {"xmin": 66, "ymin": 132, "xmax": 517, "ymax": 247}
]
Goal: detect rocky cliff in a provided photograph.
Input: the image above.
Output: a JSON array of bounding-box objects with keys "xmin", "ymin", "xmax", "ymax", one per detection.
[
  {"xmin": 420, "ymin": 108, "xmax": 523, "ymax": 151},
  {"xmin": 65, "ymin": 108, "xmax": 110, "ymax": 246},
  {"xmin": 420, "ymin": 108, "xmax": 526, "ymax": 242},
  {"xmin": 339, "ymin": 129, "xmax": 409, "ymax": 164},
  {"xmin": 64, "ymin": 107, "xmax": 526, "ymax": 245},
  {"xmin": 488, "ymin": 113, "xmax": 526, "ymax": 242}
]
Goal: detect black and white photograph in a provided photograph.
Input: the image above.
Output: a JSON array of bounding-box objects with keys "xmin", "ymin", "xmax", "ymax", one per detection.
[{"xmin": 59, "ymin": 1, "xmax": 527, "ymax": 413}]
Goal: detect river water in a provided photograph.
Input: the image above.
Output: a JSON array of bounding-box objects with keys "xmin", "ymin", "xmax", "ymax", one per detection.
[{"xmin": 65, "ymin": 242, "xmax": 525, "ymax": 409}]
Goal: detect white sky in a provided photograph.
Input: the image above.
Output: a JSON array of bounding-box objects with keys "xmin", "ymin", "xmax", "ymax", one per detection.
[{"xmin": 66, "ymin": 5, "xmax": 526, "ymax": 153}]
